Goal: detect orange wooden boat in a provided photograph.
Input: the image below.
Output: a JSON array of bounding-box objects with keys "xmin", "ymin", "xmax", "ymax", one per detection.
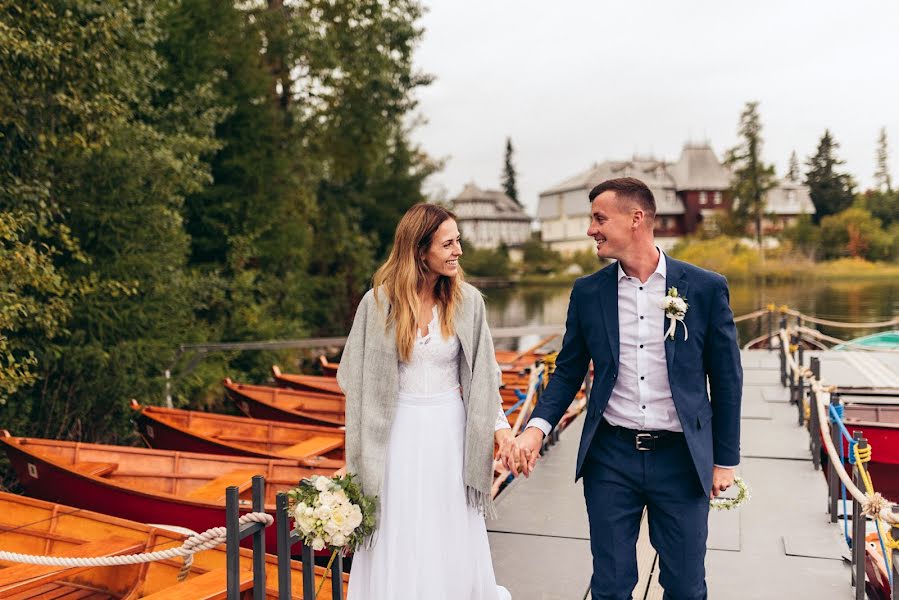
[
  {"xmin": 224, "ymin": 379, "xmax": 345, "ymax": 426},
  {"xmin": 273, "ymin": 367, "xmax": 529, "ymax": 404},
  {"xmin": 0, "ymin": 491, "xmax": 347, "ymax": 599},
  {"xmin": 131, "ymin": 402, "xmax": 345, "ymax": 463},
  {"xmin": 317, "ymin": 354, "xmax": 530, "ymax": 386},
  {"xmin": 0, "ymin": 432, "xmax": 336, "ymax": 555}
]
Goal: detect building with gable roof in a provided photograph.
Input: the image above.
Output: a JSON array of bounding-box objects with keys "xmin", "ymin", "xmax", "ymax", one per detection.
[
  {"xmin": 449, "ymin": 183, "xmax": 532, "ymax": 250},
  {"xmin": 536, "ymin": 142, "xmax": 814, "ymax": 254}
]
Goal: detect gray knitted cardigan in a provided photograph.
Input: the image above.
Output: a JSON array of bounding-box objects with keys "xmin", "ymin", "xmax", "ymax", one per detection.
[{"xmin": 336, "ymin": 281, "xmax": 503, "ymax": 518}]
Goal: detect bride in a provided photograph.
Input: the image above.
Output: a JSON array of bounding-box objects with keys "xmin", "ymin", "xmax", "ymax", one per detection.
[{"xmin": 337, "ymin": 203, "xmax": 529, "ymax": 599}]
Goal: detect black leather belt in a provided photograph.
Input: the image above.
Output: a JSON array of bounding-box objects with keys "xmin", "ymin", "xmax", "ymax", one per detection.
[{"xmin": 599, "ymin": 419, "xmax": 685, "ymax": 451}]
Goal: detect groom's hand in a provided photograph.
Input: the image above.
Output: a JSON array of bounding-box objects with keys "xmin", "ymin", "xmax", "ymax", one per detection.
[
  {"xmin": 710, "ymin": 466, "xmax": 735, "ymax": 498},
  {"xmin": 511, "ymin": 427, "xmax": 544, "ymax": 477}
]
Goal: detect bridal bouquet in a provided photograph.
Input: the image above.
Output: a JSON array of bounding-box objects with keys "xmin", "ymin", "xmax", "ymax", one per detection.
[{"xmin": 287, "ymin": 474, "xmax": 376, "ymax": 597}]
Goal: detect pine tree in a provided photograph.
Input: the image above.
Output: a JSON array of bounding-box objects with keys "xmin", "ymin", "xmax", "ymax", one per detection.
[
  {"xmin": 874, "ymin": 127, "xmax": 892, "ymax": 192},
  {"xmin": 724, "ymin": 102, "xmax": 777, "ymax": 247},
  {"xmin": 787, "ymin": 151, "xmax": 800, "ymax": 183},
  {"xmin": 502, "ymin": 137, "xmax": 519, "ymax": 204},
  {"xmin": 805, "ymin": 130, "xmax": 855, "ymax": 223}
]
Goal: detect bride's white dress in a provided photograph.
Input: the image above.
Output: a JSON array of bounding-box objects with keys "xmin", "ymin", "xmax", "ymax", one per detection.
[{"xmin": 347, "ymin": 308, "xmax": 512, "ymax": 600}]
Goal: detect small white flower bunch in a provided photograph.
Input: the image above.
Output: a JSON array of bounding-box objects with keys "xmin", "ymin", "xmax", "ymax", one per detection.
[
  {"xmin": 288, "ymin": 473, "xmax": 375, "ymax": 554},
  {"xmin": 661, "ymin": 287, "xmax": 689, "ymax": 340}
]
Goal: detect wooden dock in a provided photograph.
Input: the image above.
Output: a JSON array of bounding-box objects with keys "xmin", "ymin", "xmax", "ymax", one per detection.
[{"xmin": 488, "ymin": 350, "xmax": 853, "ymax": 599}]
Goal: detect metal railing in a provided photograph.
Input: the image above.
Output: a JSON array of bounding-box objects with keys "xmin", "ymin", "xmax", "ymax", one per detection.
[{"xmin": 774, "ymin": 321, "xmax": 899, "ymax": 597}]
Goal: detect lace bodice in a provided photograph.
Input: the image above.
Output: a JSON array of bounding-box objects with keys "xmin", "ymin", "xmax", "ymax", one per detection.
[{"xmin": 397, "ymin": 306, "xmax": 510, "ymax": 431}]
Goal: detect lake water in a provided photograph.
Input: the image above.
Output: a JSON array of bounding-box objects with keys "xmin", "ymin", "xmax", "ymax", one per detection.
[{"xmin": 482, "ymin": 279, "xmax": 899, "ymax": 351}]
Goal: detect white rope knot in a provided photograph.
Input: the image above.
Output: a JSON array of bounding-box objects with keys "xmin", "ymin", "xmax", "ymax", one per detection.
[
  {"xmin": 862, "ymin": 492, "xmax": 889, "ymax": 519},
  {"xmin": 0, "ymin": 511, "xmax": 274, "ymax": 577}
]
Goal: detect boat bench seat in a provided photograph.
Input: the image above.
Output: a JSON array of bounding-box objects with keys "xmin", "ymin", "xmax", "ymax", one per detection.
[
  {"xmin": 71, "ymin": 461, "xmax": 119, "ymax": 477},
  {"xmin": 140, "ymin": 567, "xmax": 253, "ymax": 600},
  {"xmin": 277, "ymin": 436, "xmax": 344, "ymax": 459},
  {"xmin": 184, "ymin": 470, "xmax": 260, "ymax": 502},
  {"xmin": 0, "ymin": 535, "xmax": 144, "ymax": 594}
]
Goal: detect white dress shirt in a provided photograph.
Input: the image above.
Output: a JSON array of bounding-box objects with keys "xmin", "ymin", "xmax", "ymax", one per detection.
[{"xmin": 527, "ymin": 249, "xmax": 735, "ymax": 468}]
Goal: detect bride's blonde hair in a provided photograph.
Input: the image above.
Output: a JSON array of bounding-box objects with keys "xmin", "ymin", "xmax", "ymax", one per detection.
[{"xmin": 372, "ymin": 203, "xmax": 464, "ymax": 361}]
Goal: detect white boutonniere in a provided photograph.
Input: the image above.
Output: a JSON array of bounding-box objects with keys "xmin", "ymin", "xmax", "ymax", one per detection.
[{"xmin": 660, "ymin": 287, "xmax": 689, "ymax": 341}]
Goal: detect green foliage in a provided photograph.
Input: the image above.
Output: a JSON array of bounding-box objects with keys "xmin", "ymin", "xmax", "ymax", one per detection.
[
  {"xmin": 819, "ymin": 207, "xmax": 895, "ymax": 261},
  {"xmin": 567, "ymin": 248, "xmax": 602, "ymax": 275},
  {"xmin": 724, "ymin": 102, "xmax": 777, "ymax": 244},
  {"xmin": 860, "ymin": 189, "xmax": 899, "ymax": 227},
  {"xmin": 781, "ymin": 213, "xmax": 820, "ymax": 259},
  {"xmin": 669, "ymin": 236, "xmax": 762, "ymax": 278},
  {"xmin": 520, "ymin": 237, "xmax": 562, "ymax": 275},
  {"xmin": 805, "ymin": 130, "xmax": 855, "ymax": 223},
  {"xmin": 461, "ymin": 245, "xmax": 512, "ymax": 277}
]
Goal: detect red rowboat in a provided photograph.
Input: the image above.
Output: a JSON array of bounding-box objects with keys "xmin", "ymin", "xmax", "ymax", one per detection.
[
  {"xmin": 131, "ymin": 401, "xmax": 344, "ymax": 464},
  {"xmin": 0, "ymin": 431, "xmax": 336, "ymax": 555},
  {"xmin": 0, "ymin": 491, "xmax": 347, "ymax": 599},
  {"xmin": 224, "ymin": 379, "xmax": 345, "ymax": 426},
  {"xmin": 841, "ymin": 402, "xmax": 899, "ymax": 502}
]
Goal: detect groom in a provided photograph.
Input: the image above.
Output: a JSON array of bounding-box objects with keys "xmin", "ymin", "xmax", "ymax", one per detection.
[{"xmin": 507, "ymin": 177, "xmax": 742, "ymax": 600}]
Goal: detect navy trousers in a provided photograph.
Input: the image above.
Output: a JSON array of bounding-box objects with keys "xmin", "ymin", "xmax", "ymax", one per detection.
[{"xmin": 582, "ymin": 423, "xmax": 709, "ymax": 600}]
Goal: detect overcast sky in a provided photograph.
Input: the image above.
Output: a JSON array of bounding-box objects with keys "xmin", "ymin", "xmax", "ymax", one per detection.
[{"xmin": 409, "ymin": 1, "xmax": 899, "ymax": 214}]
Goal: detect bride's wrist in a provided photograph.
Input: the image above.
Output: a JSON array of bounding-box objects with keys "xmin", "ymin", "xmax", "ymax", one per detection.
[{"xmin": 494, "ymin": 428, "xmax": 513, "ymax": 443}]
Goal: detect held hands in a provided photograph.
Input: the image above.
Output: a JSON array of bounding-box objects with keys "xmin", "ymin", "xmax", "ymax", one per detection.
[
  {"xmin": 709, "ymin": 465, "xmax": 735, "ymax": 499},
  {"xmin": 497, "ymin": 427, "xmax": 543, "ymax": 478}
]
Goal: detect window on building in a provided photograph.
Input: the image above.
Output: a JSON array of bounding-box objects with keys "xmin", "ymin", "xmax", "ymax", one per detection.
[
  {"xmin": 699, "ymin": 191, "xmax": 707, "ymax": 205},
  {"xmin": 713, "ymin": 192, "xmax": 722, "ymax": 205}
]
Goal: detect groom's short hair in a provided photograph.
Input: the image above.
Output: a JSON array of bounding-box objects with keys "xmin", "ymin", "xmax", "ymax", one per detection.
[{"xmin": 588, "ymin": 177, "xmax": 656, "ymax": 220}]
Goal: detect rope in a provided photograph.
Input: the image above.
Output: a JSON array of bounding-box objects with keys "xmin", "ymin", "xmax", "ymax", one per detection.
[
  {"xmin": 733, "ymin": 308, "xmax": 768, "ymax": 323},
  {"xmin": 0, "ymin": 512, "xmax": 273, "ymax": 580},
  {"xmin": 783, "ymin": 308, "xmax": 899, "ymax": 329}
]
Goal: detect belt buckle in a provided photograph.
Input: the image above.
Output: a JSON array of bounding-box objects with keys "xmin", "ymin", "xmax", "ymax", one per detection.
[{"xmin": 635, "ymin": 432, "xmax": 654, "ymax": 451}]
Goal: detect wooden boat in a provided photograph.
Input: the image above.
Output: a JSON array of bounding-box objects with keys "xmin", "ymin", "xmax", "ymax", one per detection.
[
  {"xmin": 840, "ymin": 402, "xmax": 899, "ymax": 502},
  {"xmin": 0, "ymin": 432, "xmax": 337, "ymax": 555},
  {"xmin": 0, "ymin": 492, "xmax": 347, "ymax": 599},
  {"xmin": 131, "ymin": 401, "xmax": 345, "ymax": 463},
  {"xmin": 225, "ymin": 379, "xmax": 345, "ymax": 426},
  {"xmin": 317, "ymin": 355, "xmax": 534, "ymax": 387},
  {"xmin": 273, "ymin": 367, "xmax": 529, "ymax": 404}
]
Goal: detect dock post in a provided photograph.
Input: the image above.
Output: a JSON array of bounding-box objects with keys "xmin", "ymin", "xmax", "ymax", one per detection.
[
  {"xmin": 226, "ymin": 486, "xmax": 240, "ymax": 600},
  {"xmin": 809, "ymin": 357, "xmax": 821, "ymax": 471},
  {"xmin": 301, "ymin": 543, "xmax": 315, "ymax": 600},
  {"xmin": 828, "ymin": 394, "xmax": 841, "ymax": 523},
  {"xmin": 892, "ymin": 505, "xmax": 899, "ymax": 600},
  {"xmin": 252, "ymin": 476, "xmax": 266, "ymax": 600},
  {"xmin": 796, "ymin": 315, "xmax": 804, "ymax": 367},
  {"xmin": 767, "ymin": 309, "xmax": 774, "ymax": 351},
  {"xmin": 276, "ymin": 493, "xmax": 293, "ymax": 600},
  {"xmin": 331, "ymin": 553, "xmax": 344, "ymax": 600},
  {"xmin": 778, "ymin": 317, "xmax": 788, "ymax": 387},
  {"xmin": 788, "ymin": 329, "xmax": 799, "ymax": 407},
  {"xmin": 850, "ymin": 432, "xmax": 865, "ymax": 597}
]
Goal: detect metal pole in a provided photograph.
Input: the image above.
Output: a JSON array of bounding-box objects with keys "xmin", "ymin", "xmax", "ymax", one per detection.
[
  {"xmin": 779, "ymin": 317, "xmax": 788, "ymax": 387},
  {"xmin": 809, "ymin": 357, "xmax": 821, "ymax": 471},
  {"xmin": 851, "ymin": 432, "xmax": 865, "ymax": 597},
  {"xmin": 226, "ymin": 486, "xmax": 241, "ymax": 600},
  {"xmin": 252, "ymin": 476, "xmax": 266, "ymax": 600},
  {"xmin": 276, "ymin": 493, "xmax": 292, "ymax": 600},
  {"xmin": 828, "ymin": 394, "xmax": 841, "ymax": 523},
  {"xmin": 301, "ymin": 544, "xmax": 315, "ymax": 600},
  {"xmin": 331, "ymin": 553, "xmax": 344, "ymax": 600}
]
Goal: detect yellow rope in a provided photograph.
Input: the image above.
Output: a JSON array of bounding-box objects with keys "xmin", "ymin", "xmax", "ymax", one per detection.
[{"xmin": 853, "ymin": 444, "xmax": 899, "ymax": 552}]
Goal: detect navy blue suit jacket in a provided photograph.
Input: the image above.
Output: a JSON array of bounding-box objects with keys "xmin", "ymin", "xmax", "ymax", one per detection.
[{"xmin": 530, "ymin": 256, "xmax": 742, "ymax": 494}]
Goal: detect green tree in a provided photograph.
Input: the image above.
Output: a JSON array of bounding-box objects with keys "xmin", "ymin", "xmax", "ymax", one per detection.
[
  {"xmin": 724, "ymin": 102, "xmax": 777, "ymax": 246},
  {"xmin": 519, "ymin": 237, "xmax": 562, "ymax": 275},
  {"xmin": 460, "ymin": 245, "xmax": 512, "ymax": 277},
  {"xmin": 787, "ymin": 151, "xmax": 800, "ymax": 182},
  {"xmin": 819, "ymin": 207, "xmax": 894, "ymax": 261},
  {"xmin": 502, "ymin": 137, "xmax": 519, "ymax": 205},
  {"xmin": 781, "ymin": 213, "xmax": 820, "ymax": 259},
  {"xmin": 805, "ymin": 130, "xmax": 855, "ymax": 223}
]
